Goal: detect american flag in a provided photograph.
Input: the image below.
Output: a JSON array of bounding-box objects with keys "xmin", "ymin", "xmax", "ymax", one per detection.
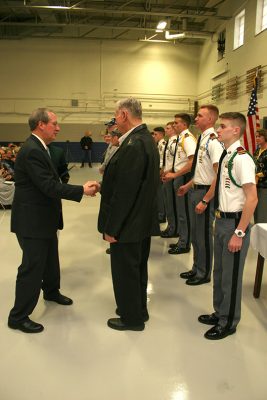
[{"xmin": 244, "ymin": 77, "xmax": 260, "ymax": 155}]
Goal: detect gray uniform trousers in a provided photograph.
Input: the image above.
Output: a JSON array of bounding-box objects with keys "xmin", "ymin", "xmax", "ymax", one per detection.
[
  {"xmin": 173, "ymin": 175, "xmax": 191, "ymax": 248},
  {"xmin": 190, "ymin": 187, "xmax": 215, "ymax": 279},
  {"xmin": 162, "ymin": 180, "xmax": 178, "ymax": 235},
  {"xmin": 157, "ymin": 181, "xmax": 166, "ymax": 221},
  {"xmin": 213, "ymin": 218, "xmax": 250, "ymax": 329}
]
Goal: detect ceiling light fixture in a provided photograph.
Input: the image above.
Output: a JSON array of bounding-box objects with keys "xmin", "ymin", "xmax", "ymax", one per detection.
[{"xmin": 156, "ymin": 20, "xmax": 167, "ymax": 31}]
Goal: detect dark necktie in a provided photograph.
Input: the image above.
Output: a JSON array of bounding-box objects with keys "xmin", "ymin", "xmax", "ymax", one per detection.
[
  {"xmin": 162, "ymin": 140, "xmax": 168, "ymax": 168},
  {"xmin": 214, "ymin": 149, "xmax": 227, "ymax": 210},
  {"xmin": 171, "ymin": 137, "xmax": 179, "ymax": 172},
  {"xmin": 190, "ymin": 134, "xmax": 201, "ymax": 178}
]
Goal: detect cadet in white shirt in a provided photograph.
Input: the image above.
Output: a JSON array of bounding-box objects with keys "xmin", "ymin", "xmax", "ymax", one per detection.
[
  {"xmin": 161, "ymin": 122, "xmax": 179, "ymax": 238},
  {"xmin": 178, "ymin": 105, "xmax": 223, "ymax": 285},
  {"xmin": 198, "ymin": 112, "xmax": 257, "ymax": 340},
  {"xmin": 163, "ymin": 113, "xmax": 196, "ymax": 254},
  {"xmin": 153, "ymin": 127, "xmax": 167, "ymax": 223}
]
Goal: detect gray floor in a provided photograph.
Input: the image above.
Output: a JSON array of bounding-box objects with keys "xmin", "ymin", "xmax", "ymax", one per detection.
[{"xmin": 0, "ymin": 165, "xmax": 266, "ymax": 400}]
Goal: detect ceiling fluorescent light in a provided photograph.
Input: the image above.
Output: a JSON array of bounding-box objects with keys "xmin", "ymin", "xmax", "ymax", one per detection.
[{"xmin": 156, "ymin": 20, "xmax": 167, "ymax": 30}]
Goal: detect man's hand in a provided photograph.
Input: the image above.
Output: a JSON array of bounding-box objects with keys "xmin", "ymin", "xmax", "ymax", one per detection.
[
  {"xmin": 228, "ymin": 234, "xmax": 242, "ymax": 253},
  {"xmin": 195, "ymin": 201, "xmax": 207, "ymax": 214},
  {"xmin": 162, "ymin": 172, "xmax": 176, "ymax": 182},
  {"xmin": 83, "ymin": 181, "xmax": 100, "ymax": 196},
  {"xmin": 177, "ymin": 181, "xmax": 192, "ymax": 197},
  {"xmin": 104, "ymin": 233, "xmax": 117, "ymax": 243}
]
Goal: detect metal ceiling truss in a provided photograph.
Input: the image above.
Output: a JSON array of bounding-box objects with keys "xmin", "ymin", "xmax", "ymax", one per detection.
[{"xmin": 0, "ymin": 1, "xmax": 230, "ymax": 42}]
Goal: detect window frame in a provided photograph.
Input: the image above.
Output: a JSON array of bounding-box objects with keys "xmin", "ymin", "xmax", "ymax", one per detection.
[{"xmin": 233, "ymin": 9, "xmax": 245, "ymax": 50}]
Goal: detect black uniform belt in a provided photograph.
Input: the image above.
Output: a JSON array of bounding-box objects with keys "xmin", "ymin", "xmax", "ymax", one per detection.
[
  {"xmin": 215, "ymin": 210, "xmax": 242, "ymax": 219},
  {"xmin": 193, "ymin": 184, "xmax": 211, "ymax": 190}
]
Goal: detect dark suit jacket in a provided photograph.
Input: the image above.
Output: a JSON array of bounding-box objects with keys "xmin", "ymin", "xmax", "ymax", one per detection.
[
  {"xmin": 11, "ymin": 135, "xmax": 83, "ymax": 238},
  {"xmin": 48, "ymin": 144, "xmax": 70, "ymax": 183},
  {"xmin": 98, "ymin": 124, "xmax": 160, "ymax": 243}
]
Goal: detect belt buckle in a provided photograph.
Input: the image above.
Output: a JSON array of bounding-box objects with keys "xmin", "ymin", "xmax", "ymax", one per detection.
[{"xmin": 215, "ymin": 210, "xmax": 221, "ymax": 219}]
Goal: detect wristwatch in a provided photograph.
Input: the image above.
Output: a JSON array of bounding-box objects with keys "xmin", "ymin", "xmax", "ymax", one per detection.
[
  {"xmin": 234, "ymin": 229, "xmax": 245, "ymax": 238},
  {"xmin": 201, "ymin": 199, "xmax": 208, "ymax": 205}
]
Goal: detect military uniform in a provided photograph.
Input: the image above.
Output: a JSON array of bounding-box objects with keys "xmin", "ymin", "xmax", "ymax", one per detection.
[
  {"xmin": 253, "ymin": 147, "xmax": 267, "ymax": 223},
  {"xmin": 172, "ymin": 129, "xmax": 196, "ymax": 250},
  {"xmin": 213, "ymin": 141, "xmax": 256, "ymax": 329},
  {"xmin": 190, "ymin": 128, "xmax": 223, "ymax": 281},
  {"xmin": 162, "ymin": 135, "xmax": 178, "ymax": 236}
]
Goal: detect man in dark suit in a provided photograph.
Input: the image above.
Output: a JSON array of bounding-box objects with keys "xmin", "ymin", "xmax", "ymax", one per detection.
[
  {"xmin": 8, "ymin": 108, "xmax": 99, "ymax": 334},
  {"xmin": 98, "ymin": 97, "xmax": 160, "ymax": 331}
]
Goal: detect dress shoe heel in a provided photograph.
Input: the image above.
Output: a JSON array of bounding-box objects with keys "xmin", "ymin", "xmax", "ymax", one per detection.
[
  {"xmin": 180, "ymin": 270, "xmax": 196, "ymax": 279},
  {"xmin": 198, "ymin": 313, "xmax": 219, "ymax": 325},
  {"xmin": 44, "ymin": 292, "xmax": 73, "ymax": 305},
  {"xmin": 186, "ymin": 277, "xmax": 210, "ymax": 286}
]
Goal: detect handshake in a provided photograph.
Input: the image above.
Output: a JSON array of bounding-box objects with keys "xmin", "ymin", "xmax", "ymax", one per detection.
[{"xmin": 83, "ymin": 181, "xmax": 100, "ymax": 197}]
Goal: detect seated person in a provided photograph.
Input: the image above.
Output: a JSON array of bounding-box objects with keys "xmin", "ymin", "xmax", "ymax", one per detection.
[{"xmin": 0, "ymin": 163, "xmax": 15, "ymax": 208}]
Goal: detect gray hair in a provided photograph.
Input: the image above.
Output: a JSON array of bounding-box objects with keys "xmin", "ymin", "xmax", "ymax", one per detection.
[
  {"xmin": 28, "ymin": 108, "xmax": 53, "ymax": 131},
  {"xmin": 116, "ymin": 97, "xmax": 142, "ymax": 119}
]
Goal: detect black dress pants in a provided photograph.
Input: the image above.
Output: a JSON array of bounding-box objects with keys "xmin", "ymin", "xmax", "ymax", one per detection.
[
  {"xmin": 8, "ymin": 233, "xmax": 60, "ymax": 323},
  {"xmin": 110, "ymin": 237, "xmax": 151, "ymax": 325}
]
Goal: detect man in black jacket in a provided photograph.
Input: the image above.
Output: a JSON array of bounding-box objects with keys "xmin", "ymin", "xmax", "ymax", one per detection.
[
  {"xmin": 80, "ymin": 130, "xmax": 93, "ymax": 168},
  {"xmin": 98, "ymin": 97, "xmax": 160, "ymax": 331},
  {"xmin": 8, "ymin": 108, "xmax": 99, "ymax": 334}
]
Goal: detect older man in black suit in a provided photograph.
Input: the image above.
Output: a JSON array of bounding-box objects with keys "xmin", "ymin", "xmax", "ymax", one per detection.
[
  {"xmin": 98, "ymin": 97, "xmax": 160, "ymax": 331},
  {"xmin": 8, "ymin": 108, "xmax": 99, "ymax": 334}
]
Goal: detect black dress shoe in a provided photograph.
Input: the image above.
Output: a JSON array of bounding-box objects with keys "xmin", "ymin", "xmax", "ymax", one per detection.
[
  {"xmin": 106, "ymin": 248, "xmax": 111, "ymax": 254},
  {"xmin": 160, "ymin": 231, "xmax": 178, "ymax": 238},
  {"xmin": 198, "ymin": 313, "xmax": 219, "ymax": 325},
  {"xmin": 169, "ymin": 242, "xmax": 179, "ymax": 249},
  {"xmin": 186, "ymin": 277, "xmax": 210, "ymax": 286},
  {"xmin": 204, "ymin": 324, "xmax": 236, "ymax": 340},
  {"xmin": 180, "ymin": 270, "xmax": 196, "ymax": 279},
  {"xmin": 44, "ymin": 293, "xmax": 73, "ymax": 305},
  {"xmin": 115, "ymin": 308, "xmax": 149, "ymax": 322},
  {"xmin": 168, "ymin": 246, "xmax": 190, "ymax": 255},
  {"xmin": 8, "ymin": 318, "xmax": 44, "ymax": 333},
  {"xmin": 107, "ymin": 318, "xmax": 145, "ymax": 331}
]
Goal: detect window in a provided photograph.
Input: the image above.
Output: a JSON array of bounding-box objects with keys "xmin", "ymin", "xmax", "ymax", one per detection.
[
  {"xmin": 256, "ymin": 0, "xmax": 267, "ymax": 34},
  {"xmin": 234, "ymin": 9, "xmax": 245, "ymax": 49}
]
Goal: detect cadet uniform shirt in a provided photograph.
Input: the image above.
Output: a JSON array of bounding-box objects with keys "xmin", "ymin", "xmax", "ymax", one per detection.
[
  {"xmin": 193, "ymin": 127, "xmax": 223, "ymax": 185},
  {"xmin": 164, "ymin": 135, "xmax": 178, "ymax": 172},
  {"xmin": 158, "ymin": 138, "xmax": 167, "ymax": 169},
  {"xmin": 219, "ymin": 140, "xmax": 256, "ymax": 212},
  {"xmin": 174, "ymin": 129, "xmax": 196, "ymax": 172}
]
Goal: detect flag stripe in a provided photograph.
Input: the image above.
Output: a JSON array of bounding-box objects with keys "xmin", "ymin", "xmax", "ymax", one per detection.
[{"xmin": 244, "ymin": 77, "xmax": 259, "ymax": 155}]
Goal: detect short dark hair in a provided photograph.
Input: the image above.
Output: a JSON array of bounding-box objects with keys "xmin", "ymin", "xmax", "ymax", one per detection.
[
  {"xmin": 219, "ymin": 112, "xmax": 247, "ymax": 136},
  {"xmin": 153, "ymin": 126, "xmax": 165, "ymax": 134},
  {"xmin": 174, "ymin": 113, "xmax": 191, "ymax": 127},
  {"xmin": 256, "ymin": 128, "xmax": 267, "ymax": 141},
  {"xmin": 199, "ymin": 104, "xmax": 219, "ymax": 121},
  {"xmin": 28, "ymin": 108, "xmax": 52, "ymax": 131}
]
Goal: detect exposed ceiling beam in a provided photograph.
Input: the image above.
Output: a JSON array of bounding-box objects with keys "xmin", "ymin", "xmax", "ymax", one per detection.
[{"xmin": 0, "ymin": 5, "xmax": 231, "ymax": 21}]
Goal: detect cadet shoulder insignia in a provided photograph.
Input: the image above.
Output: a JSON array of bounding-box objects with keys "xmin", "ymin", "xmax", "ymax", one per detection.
[
  {"xmin": 209, "ymin": 133, "xmax": 216, "ymax": 140},
  {"xmin": 236, "ymin": 146, "xmax": 246, "ymax": 155}
]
